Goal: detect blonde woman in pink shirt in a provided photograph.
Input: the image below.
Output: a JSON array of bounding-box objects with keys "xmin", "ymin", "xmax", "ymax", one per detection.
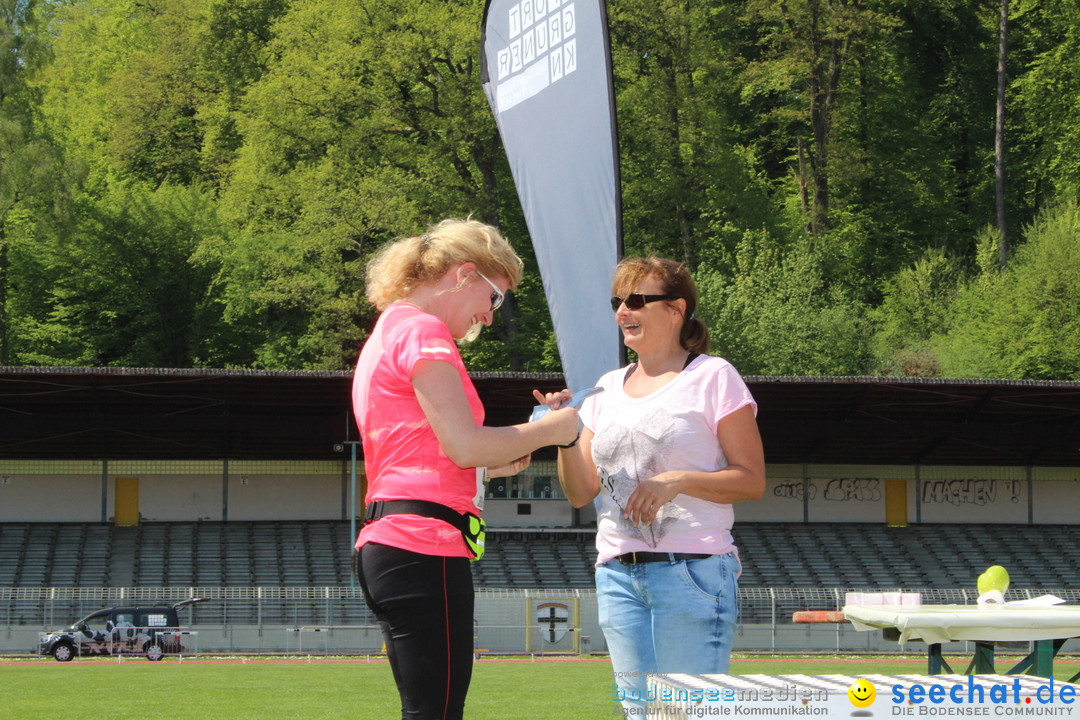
[
  {"xmin": 352, "ymin": 218, "xmax": 579, "ymax": 720},
  {"xmin": 537, "ymin": 256, "xmax": 766, "ymax": 713}
]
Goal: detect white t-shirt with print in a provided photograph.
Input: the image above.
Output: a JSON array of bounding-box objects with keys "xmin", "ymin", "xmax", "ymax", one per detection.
[{"xmin": 581, "ymin": 354, "xmax": 757, "ymax": 567}]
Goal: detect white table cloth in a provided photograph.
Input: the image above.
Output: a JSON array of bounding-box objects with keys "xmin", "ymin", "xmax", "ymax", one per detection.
[{"xmin": 842, "ymin": 603, "xmax": 1080, "ymax": 645}]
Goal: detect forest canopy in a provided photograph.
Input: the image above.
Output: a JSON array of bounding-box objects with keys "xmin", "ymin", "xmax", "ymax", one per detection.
[{"xmin": 1, "ymin": 0, "xmax": 1078, "ymax": 380}]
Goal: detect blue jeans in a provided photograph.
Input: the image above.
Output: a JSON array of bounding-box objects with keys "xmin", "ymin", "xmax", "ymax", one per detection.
[{"xmin": 597, "ymin": 552, "xmax": 740, "ymax": 710}]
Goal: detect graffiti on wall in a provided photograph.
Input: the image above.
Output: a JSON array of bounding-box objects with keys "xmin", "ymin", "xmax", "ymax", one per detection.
[
  {"xmin": 771, "ymin": 478, "xmax": 882, "ymax": 502},
  {"xmin": 823, "ymin": 478, "xmax": 881, "ymax": 502},
  {"xmin": 772, "ymin": 477, "xmax": 1023, "ymax": 506},
  {"xmin": 920, "ymin": 479, "xmax": 1022, "ymax": 506},
  {"xmin": 772, "ymin": 481, "xmax": 816, "ymax": 501}
]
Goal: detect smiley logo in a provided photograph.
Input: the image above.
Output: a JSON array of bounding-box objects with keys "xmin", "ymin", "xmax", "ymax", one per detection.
[{"xmin": 848, "ymin": 678, "xmax": 876, "ymax": 708}]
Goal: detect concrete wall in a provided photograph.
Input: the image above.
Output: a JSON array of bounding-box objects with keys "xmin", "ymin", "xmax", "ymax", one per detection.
[
  {"xmin": 0, "ymin": 474, "xmax": 101, "ymax": 522},
  {"xmin": 4, "ymin": 462, "xmax": 1077, "ymax": 526},
  {"xmin": 739, "ymin": 466, "xmax": 1080, "ymax": 525},
  {"xmin": 0, "ymin": 460, "xmax": 347, "ymax": 523}
]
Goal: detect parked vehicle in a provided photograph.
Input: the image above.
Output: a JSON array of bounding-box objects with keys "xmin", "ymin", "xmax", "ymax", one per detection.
[{"xmin": 38, "ymin": 598, "xmax": 206, "ymax": 661}]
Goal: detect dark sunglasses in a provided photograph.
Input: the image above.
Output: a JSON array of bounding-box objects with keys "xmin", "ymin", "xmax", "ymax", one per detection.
[
  {"xmin": 477, "ymin": 272, "xmax": 505, "ymax": 311},
  {"xmin": 610, "ymin": 293, "xmax": 678, "ymax": 312}
]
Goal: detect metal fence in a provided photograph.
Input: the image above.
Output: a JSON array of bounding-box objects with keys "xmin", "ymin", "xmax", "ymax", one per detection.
[{"xmin": 6, "ymin": 585, "xmax": 1080, "ymax": 656}]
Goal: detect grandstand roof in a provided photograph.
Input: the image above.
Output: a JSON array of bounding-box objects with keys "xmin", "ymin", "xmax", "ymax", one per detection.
[{"xmin": 0, "ymin": 367, "xmax": 1077, "ymax": 466}]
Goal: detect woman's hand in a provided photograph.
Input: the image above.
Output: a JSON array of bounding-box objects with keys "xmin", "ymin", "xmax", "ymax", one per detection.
[
  {"xmin": 543, "ymin": 406, "xmax": 581, "ymax": 447},
  {"xmin": 618, "ymin": 403, "xmax": 766, "ymax": 524},
  {"xmin": 532, "ymin": 388, "xmax": 572, "ymax": 409},
  {"xmin": 488, "ymin": 455, "xmax": 531, "ymax": 478},
  {"xmin": 531, "ymin": 388, "xmax": 580, "ymax": 446},
  {"xmin": 623, "ymin": 472, "xmax": 681, "ymax": 526}
]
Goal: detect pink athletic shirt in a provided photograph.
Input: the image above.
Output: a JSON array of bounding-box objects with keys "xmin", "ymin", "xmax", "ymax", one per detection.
[{"xmin": 352, "ymin": 302, "xmax": 484, "ymax": 558}]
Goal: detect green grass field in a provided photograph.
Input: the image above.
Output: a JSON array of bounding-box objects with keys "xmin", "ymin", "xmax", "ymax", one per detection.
[{"xmin": 4, "ymin": 654, "xmax": 1079, "ymax": 719}]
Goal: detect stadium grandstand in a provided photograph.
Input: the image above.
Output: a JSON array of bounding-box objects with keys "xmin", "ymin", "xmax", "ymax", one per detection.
[{"xmin": 1, "ymin": 367, "xmax": 1078, "ymax": 655}]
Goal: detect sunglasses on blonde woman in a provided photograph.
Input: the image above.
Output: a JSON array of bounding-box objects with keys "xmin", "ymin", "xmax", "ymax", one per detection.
[
  {"xmin": 477, "ymin": 272, "xmax": 505, "ymax": 311},
  {"xmin": 610, "ymin": 293, "xmax": 678, "ymax": 312}
]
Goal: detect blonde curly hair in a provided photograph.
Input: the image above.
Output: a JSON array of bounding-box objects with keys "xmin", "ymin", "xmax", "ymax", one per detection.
[{"xmin": 365, "ymin": 218, "xmax": 524, "ymax": 311}]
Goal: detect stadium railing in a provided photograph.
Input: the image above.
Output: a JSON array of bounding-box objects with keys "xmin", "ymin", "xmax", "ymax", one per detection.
[{"xmin": 6, "ymin": 585, "xmax": 1080, "ymax": 656}]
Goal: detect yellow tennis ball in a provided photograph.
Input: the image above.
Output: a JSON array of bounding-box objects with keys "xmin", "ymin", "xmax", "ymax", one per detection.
[{"xmin": 977, "ymin": 565, "xmax": 1010, "ymax": 595}]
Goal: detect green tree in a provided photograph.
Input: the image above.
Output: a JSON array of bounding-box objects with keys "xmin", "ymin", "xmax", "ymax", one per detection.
[
  {"xmin": 831, "ymin": 0, "xmax": 998, "ymax": 288},
  {"xmin": 609, "ymin": 0, "xmax": 778, "ymax": 266},
  {"xmin": 697, "ymin": 231, "xmax": 870, "ymax": 376},
  {"xmin": 16, "ymin": 0, "xmax": 1077, "ymax": 380},
  {"xmin": 934, "ymin": 203, "xmax": 1080, "ymax": 379},
  {"xmin": 196, "ymin": 0, "xmax": 289, "ymax": 185},
  {"xmin": 35, "ymin": 0, "xmax": 286, "ymax": 190},
  {"xmin": 196, "ymin": 226, "xmax": 370, "ymax": 370},
  {"xmin": 0, "ymin": 0, "xmax": 78, "ymax": 363},
  {"xmin": 870, "ymin": 248, "xmax": 961, "ymax": 376},
  {"xmin": 1011, "ymin": 0, "xmax": 1080, "ymax": 205},
  {"xmin": 738, "ymin": 0, "xmax": 898, "ymax": 236},
  {"xmin": 219, "ymin": 0, "xmax": 538, "ymax": 370},
  {"xmin": 27, "ymin": 183, "xmax": 225, "ymax": 367},
  {"xmin": 33, "ymin": 0, "xmax": 153, "ymax": 189},
  {"xmin": 727, "ymin": 0, "xmax": 1002, "ymax": 299},
  {"xmin": 225, "ymin": 0, "xmax": 503, "ymax": 231}
]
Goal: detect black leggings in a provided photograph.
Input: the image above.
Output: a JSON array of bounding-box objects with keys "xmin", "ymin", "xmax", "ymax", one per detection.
[{"xmin": 358, "ymin": 543, "xmax": 475, "ymax": 720}]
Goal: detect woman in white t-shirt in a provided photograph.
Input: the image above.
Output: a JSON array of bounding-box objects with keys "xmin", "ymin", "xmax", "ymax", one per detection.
[{"xmin": 537, "ymin": 256, "xmax": 765, "ymax": 711}]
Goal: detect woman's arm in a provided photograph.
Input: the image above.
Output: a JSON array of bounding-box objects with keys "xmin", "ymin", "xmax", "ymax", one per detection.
[
  {"xmin": 488, "ymin": 455, "xmax": 532, "ymax": 478},
  {"xmin": 533, "ymin": 388, "xmax": 601, "ymax": 508},
  {"xmin": 556, "ymin": 428, "xmax": 600, "ymax": 507},
  {"xmin": 413, "ymin": 359, "xmax": 579, "ymax": 468},
  {"xmin": 622, "ymin": 404, "xmax": 765, "ymax": 526}
]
